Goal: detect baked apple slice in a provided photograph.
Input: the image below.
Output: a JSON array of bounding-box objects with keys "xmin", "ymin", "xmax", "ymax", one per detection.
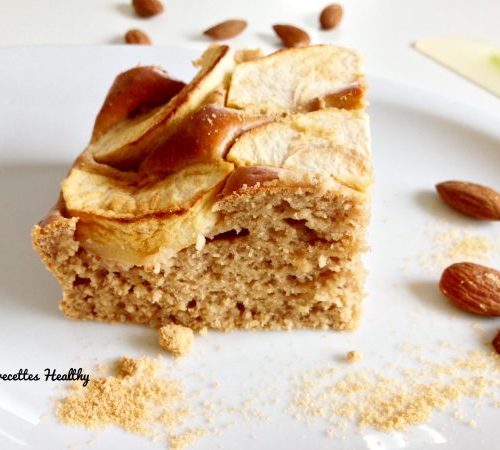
[
  {"xmin": 227, "ymin": 45, "xmax": 365, "ymax": 113},
  {"xmin": 138, "ymin": 104, "xmax": 267, "ymax": 184},
  {"xmin": 91, "ymin": 66, "xmax": 186, "ymax": 142},
  {"xmin": 62, "ymin": 161, "xmax": 234, "ymax": 267},
  {"xmin": 90, "ymin": 45, "xmax": 235, "ymax": 170},
  {"xmin": 226, "ymin": 108, "xmax": 371, "ymax": 191}
]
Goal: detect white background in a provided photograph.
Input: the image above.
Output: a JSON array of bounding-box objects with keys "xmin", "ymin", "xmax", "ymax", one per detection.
[{"xmin": 0, "ymin": 0, "xmax": 499, "ymax": 113}]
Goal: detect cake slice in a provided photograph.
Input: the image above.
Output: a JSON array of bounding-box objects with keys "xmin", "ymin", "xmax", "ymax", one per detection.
[{"xmin": 32, "ymin": 45, "xmax": 371, "ymax": 331}]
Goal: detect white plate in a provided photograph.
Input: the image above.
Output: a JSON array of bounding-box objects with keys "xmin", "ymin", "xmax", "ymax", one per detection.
[{"xmin": 0, "ymin": 46, "xmax": 499, "ymax": 450}]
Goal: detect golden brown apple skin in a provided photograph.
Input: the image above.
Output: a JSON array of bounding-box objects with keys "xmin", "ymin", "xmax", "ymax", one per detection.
[
  {"xmin": 220, "ymin": 166, "xmax": 281, "ymax": 197},
  {"xmin": 90, "ymin": 46, "xmax": 235, "ymax": 172},
  {"xmin": 138, "ymin": 105, "xmax": 266, "ymax": 184},
  {"xmin": 305, "ymin": 84, "xmax": 365, "ymax": 112},
  {"xmin": 91, "ymin": 66, "xmax": 186, "ymax": 141}
]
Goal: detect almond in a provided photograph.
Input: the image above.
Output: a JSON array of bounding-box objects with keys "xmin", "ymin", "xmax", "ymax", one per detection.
[
  {"xmin": 273, "ymin": 24, "xmax": 311, "ymax": 48},
  {"xmin": 320, "ymin": 4, "xmax": 343, "ymax": 30},
  {"xmin": 439, "ymin": 262, "xmax": 500, "ymax": 316},
  {"xmin": 436, "ymin": 180, "xmax": 500, "ymax": 220},
  {"xmin": 203, "ymin": 19, "xmax": 247, "ymax": 40},
  {"xmin": 125, "ymin": 29, "xmax": 152, "ymax": 45},
  {"xmin": 492, "ymin": 330, "xmax": 500, "ymax": 355},
  {"xmin": 132, "ymin": 0, "xmax": 163, "ymax": 17}
]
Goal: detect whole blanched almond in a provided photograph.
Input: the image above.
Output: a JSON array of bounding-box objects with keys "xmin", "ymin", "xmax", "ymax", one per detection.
[
  {"xmin": 204, "ymin": 20, "xmax": 247, "ymax": 40},
  {"xmin": 493, "ymin": 330, "xmax": 500, "ymax": 355},
  {"xmin": 436, "ymin": 181, "xmax": 500, "ymax": 220},
  {"xmin": 273, "ymin": 24, "xmax": 310, "ymax": 48},
  {"xmin": 320, "ymin": 4, "xmax": 343, "ymax": 30},
  {"xmin": 125, "ymin": 29, "xmax": 152, "ymax": 45},
  {"xmin": 132, "ymin": 0, "xmax": 163, "ymax": 17},
  {"xmin": 439, "ymin": 262, "xmax": 500, "ymax": 316}
]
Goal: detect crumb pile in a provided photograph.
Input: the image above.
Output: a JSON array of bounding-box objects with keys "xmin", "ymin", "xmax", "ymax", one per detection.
[
  {"xmin": 289, "ymin": 348, "xmax": 500, "ymax": 435},
  {"xmin": 56, "ymin": 355, "xmax": 273, "ymax": 449},
  {"xmin": 437, "ymin": 231, "xmax": 492, "ymax": 260},
  {"xmin": 158, "ymin": 324, "xmax": 194, "ymax": 357},
  {"xmin": 57, "ymin": 357, "xmax": 201, "ymax": 449},
  {"xmin": 419, "ymin": 224, "xmax": 498, "ymax": 270}
]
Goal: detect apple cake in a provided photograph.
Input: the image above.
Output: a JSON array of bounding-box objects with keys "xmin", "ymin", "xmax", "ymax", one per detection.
[{"xmin": 32, "ymin": 45, "xmax": 371, "ymax": 331}]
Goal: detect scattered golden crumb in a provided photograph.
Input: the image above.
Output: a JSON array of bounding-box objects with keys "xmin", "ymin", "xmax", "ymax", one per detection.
[
  {"xmin": 467, "ymin": 419, "xmax": 478, "ymax": 429},
  {"xmin": 290, "ymin": 348, "xmax": 500, "ymax": 433},
  {"xmin": 55, "ymin": 343, "xmax": 500, "ymax": 446},
  {"xmin": 399, "ymin": 342, "xmax": 425, "ymax": 354},
  {"xmin": 90, "ymin": 363, "xmax": 110, "ymax": 378},
  {"xmin": 56, "ymin": 356, "xmax": 276, "ymax": 448},
  {"xmin": 158, "ymin": 324, "xmax": 194, "ymax": 357},
  {"xmin": 198, "ymin": 327, "xmax": 208, "ymax": 336},
  {"xmin": 57, "ymin": 357, "xmax": 184, "ymax": 435},
  {"xmin": 117, "ymin": 356, "xmax": 140, "ymax": 377},
  {"xmin": 159, "ymin": 407, "xmax": 190, "ymax": 428},
  {"xmin": 169, "ymin": 428, "xmax": 206, "ymax": 450},
  {"xmin": 418, "ymin": 223, "xmax": 498, "ymax": 270},
  {"xmin": 346, "ymin": 351, "xmax": 362, "ymax": 363},
  {"xmin": 443, "ymin": 233, "xmax": 492, "ymax": 260}
]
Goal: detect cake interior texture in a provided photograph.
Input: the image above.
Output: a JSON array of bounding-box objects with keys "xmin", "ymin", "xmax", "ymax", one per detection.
[{"xmin": 32, "ymin": 45, "xmax": 371, "ymax": 331}]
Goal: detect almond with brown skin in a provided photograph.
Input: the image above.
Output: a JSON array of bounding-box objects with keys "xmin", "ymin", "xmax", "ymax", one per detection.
[
  {"xmin": 436, "ymin": 181, "xmax": 500, "ymax": 220},
  {"xmin": 492, "ymin": 330, "xmax": 500, "ymax": 355},
  {"xmin": 273, "ymin": 24, "xmax": 310, "ymax": 48},
  {"xmin": 439, "ymin": 262, "xmax": 500, "ymax": 316},
  {"xmin": 320, "ymin": 4, "xmax": 343, "ymax": 30},
  {"xmin": 132, "ymin": 0, "xmax": 163, "ymax": 18},
  {"xmin": 204, "ymin": 20, "xmax": 247, "ymax": 40},
  {"xmin": 125, "ymin": 29, "xmax": 152, "ymax": 45}
]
